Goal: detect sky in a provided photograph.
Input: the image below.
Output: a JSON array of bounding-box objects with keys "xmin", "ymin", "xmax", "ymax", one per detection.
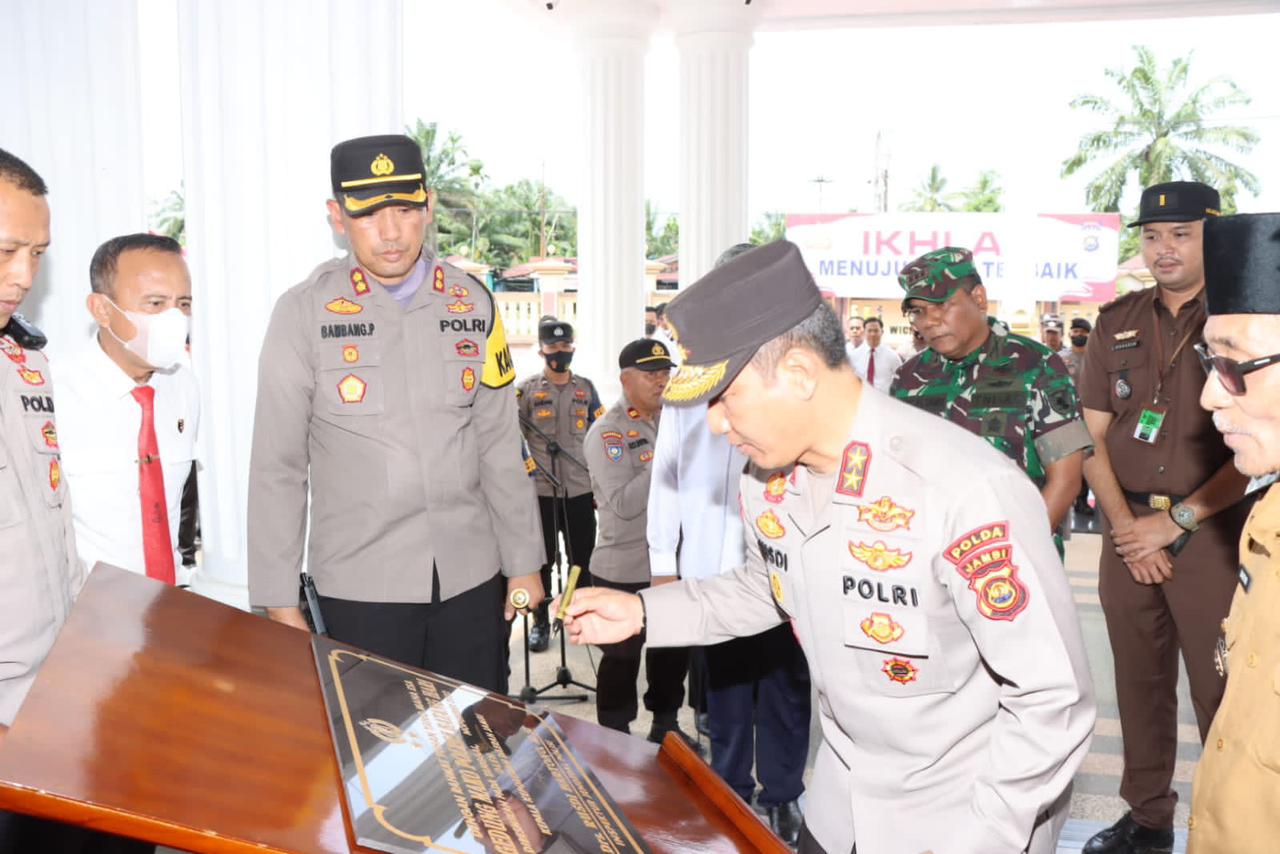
[{"xmin": 138, "ymin": 2, "xmax": 1280, "ymax": 229}]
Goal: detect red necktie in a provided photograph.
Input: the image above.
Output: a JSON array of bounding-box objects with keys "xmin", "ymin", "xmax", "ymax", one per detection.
[
  {"xmin": 866, "ymin": 347, "xmax": 876, "ymax": 387},
  {"xmin": 132, "ymin": 386, "xmax": 175, "ymax": 585}
]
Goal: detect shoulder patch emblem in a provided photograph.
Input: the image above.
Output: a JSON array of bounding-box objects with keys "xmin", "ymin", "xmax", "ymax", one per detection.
[
  {"xmin": 350, "ymin": 268, "xmax": 370, "ymax": 296},
  {"xmin": 848, "ymin": 540, "xmax": 912, "ymax": 571},
  {"xmin": 836, "ymin": 441, "xmax": 871, "ymax": 497},
  {"xmin": 857, "ymin": 496, "xmax": 915, "ymax": 532},
  {"xmin": 860, "ymin": 612, "xmax": 904, "ymax": 645},
  {"xmin": 882, "ymin": 657, "xmax": 918, "ymax": 684},
  {"xmin": 945, "ymin": 521, "xmax": 1010, "ymax": 565},
  {"xmin": 337, "ymin": 374, "xmax": 367, "ymax": 404},
  {"xmin": 602, "ymin": 430, "xmax": 625, "ymax": 462},
  {"xmin": 433, "ymin": 266, "xmax": 446, "ymax": 293},
  {"xmin": 764, "ymin": 471, "xmax": 787, "ymax": 504},
  {"xmin": 325, "ymin": 297, "xmax": 363, "ymax": 315},
  {"xmin": 756, "ymin": 509, "xmax": 786, "ymax": 539},
  {"xmin": 951, "ymin": 540, "xmax": 1029, "ymax": 622}
]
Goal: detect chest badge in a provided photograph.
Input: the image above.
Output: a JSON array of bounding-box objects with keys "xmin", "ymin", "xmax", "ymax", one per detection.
[
  {"xmin": 342, "ymin": 345, "xmax": 360, "ymax": 364},
  {"xmin": 882, "ymin": 657, "xmax": 918, "ymax": 684},
  {"xmin": 848, "ymin": 540, "xmax": 912, "ymax": 571},
  {"xmin": 756, "ymin": 509, "xmax": 786, "ymax": 539},
  {"xmin": 770, "ymin": 570, "xmax": 785, "ymax": 605},
  {"xmin": 857, "ymin": 496, "xmax": 915, "ymax": 532},
  {"xmin": 456, "ymin": 338, "xmax": 480, "ymax": 358},
  {"xmin": 764, "ymin": 471, "xmax": 787, "ymax": 504},
  {"xmin": 449, "ymin": 284, "xmax": 469, "ymax": 298},
  {"xmin": 17, "ymin": 366, "xmax": 45, "ymax": 386},
  {"xmin": 860, "ymin": 612, "xmax": 904, "ymax": 645},
  {"xmin": 325, "ymin": 297, "xmax": 363, "ymax": 315},
  {"xmin": 433, "ymin": 266, "xmax": 446, "ymax": 293},
  {"xmin": 639, "ymin": 449, "xmax": 653, "ymax": 463},
  {"xmin": 337, "ymin": 374, "xmax": 367, "ymax": 404},
  {"xmin": 176, "ymin": 418, "xmax": 185, "ymax": 434},
  {"xmin": 836, "ymin": 441, "xmax": 872, "ymax": 497},
  {"xmin": 0, "ymin": 338, "xmax": 25, "ymax": 364},
  {"xmin": 49, "ymin": 458, "xmax": 61, "ymax": 492},
  {"xmin": 1115, "ymin": 377, "xmax": 1132, "ymax": 400},
  {"xmin": 461, "ymin": 367, "xmax": 476, "ymax": 392},
  {"xmin": 445, "ymin": 300, "xmax": 474, "ymax": 315},
  {"xmin": 41, "ymin": 420, "xmax": 58, "ymax": 449}
]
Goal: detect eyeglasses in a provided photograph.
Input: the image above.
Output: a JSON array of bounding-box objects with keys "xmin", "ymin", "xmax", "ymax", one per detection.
[{"xmin": 1194, "ymin": 342, "xmax": 1280, "ymax": 396}]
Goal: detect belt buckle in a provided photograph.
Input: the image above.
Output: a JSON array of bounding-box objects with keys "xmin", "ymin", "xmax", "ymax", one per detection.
[{"xmin": 1149, "ymin": 494, "xmax": 1172, "ymax": 511}]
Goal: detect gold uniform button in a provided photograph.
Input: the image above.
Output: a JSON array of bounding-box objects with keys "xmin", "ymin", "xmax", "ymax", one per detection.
[
  {"xmin": 1248, "ymin": 652, "xmax": 1259, "ymax": 668},
  {"xmin": 1216, "ymin": 738, "xmax": 1225, "ymax": 751},
  {"xmin": 1221, "ymin": 619, "xmax": 1229, "ymax": 632},
  {"xmin": 1188, "ymin": 816, "xmax": 1197, "ymax": 831}
]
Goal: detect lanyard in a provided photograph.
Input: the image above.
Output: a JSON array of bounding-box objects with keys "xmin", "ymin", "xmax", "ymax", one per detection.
[{"xmin": 1151, "ymin": 300, "xmax": 1199, "ymax": 404}]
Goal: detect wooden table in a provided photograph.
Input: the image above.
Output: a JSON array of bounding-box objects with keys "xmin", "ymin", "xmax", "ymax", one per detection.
[{"xmin": 0, "ymin": 566, "xmax": 785, "ymax": 853}]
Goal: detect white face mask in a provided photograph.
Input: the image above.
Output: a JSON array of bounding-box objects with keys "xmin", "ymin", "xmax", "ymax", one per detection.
[{"xmin": 105, "ymin": 298, "xmax": 190, "ymax": 370}]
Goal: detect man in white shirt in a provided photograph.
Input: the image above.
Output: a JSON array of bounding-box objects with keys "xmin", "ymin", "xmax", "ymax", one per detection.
[
  {"xmin": 58, "ymin": 234, "xmax": 198, "ymax": 585},
  {"xmin": 849, "ymin": 316, "xmax": 902, "ymax": 393},
  {"xmin": 647, "ymin": 243, "xmax": 811, "ymax": 845}
]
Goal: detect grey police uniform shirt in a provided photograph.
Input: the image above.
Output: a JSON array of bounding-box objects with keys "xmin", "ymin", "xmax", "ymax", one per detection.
[
  {"xmin": 641, "ymin": 388, "xmax": 1095, "ymax": 854},
  {"xmin": 0, "ymin": 334, "xmax": 84, "ymax": 725},
  {"xmin": 583, "ymin": 395, "xmax": 658, "ymax": 585},
  {"xmin": 516, "ymin": 372, "xmax": 603, "ymax": 499},
  {"xmin": 247, "ymin": 254, "xmax": 544, "ymax": 608}
]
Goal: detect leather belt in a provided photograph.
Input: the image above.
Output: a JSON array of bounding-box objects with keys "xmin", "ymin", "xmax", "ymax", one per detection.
[{"xmin": 1122, "ymin": 490, "xmax": 1185, "ymax": 511}]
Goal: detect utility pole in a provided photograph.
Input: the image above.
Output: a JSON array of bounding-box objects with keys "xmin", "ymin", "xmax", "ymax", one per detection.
[
  {"xmin": 874, "ymin": 130, "xmax": 892, "ymax": 213},
  {"xmin": 811, "ymin": 175, "xmax": 833, "ymax": 213}
]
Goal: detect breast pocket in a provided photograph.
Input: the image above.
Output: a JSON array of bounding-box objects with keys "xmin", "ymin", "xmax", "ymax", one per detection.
[
  {"xmin": 843, "ymin": 599, "xmax": 959, "ymax": 697},
  {"xmin": 437, "ymin": 336, "xmax": 482, "ymax": 408},
  {"xmin": 1104, "ymin": 349, "xmax": 1151, "ymax": 413},
  {"xmin": 23, "ymin": 415, "xmax": 63, "ymax": 509},
  {"xmin": 319, "ymin": 340, "xmax": 385, "ymax": 416}
]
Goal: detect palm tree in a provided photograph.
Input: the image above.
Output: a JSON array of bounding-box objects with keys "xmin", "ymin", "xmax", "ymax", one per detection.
[
  {"xmin": 902, "ymin": 165, "xmax": 954, "ymax": 212},
  {"xmin": 955, "ymin": 171, "xmax": 1004, "ymax": 213},
  {"xmin": 749, "ymin": 212, "xmax": 786, "ymax": 245},
  {"xmin": 151, "ymin": 184, "xmax": 186, "ymax": 245},
  {"xmin": 645, "ymin": 201, "xmax": 679, "ymax": 258},
  {"xmin": 1061, "ymin": 46, "xmax": 1259, "ymax": 214}
]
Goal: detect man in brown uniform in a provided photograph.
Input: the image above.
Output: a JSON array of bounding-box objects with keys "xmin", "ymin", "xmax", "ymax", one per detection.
[
  {"xmin": 1081, "ymin": 182, "xmax": 1253, "ymax": 854},
  {"xmin": 248, "ymin": 135, "xmax": 544, "ymax": 694},
  {"xmin": 516, "ymin": 318, "xmax": 603, "ymax": 651},
  {"xmin": 1188, "ymin": 212, "xmax": 1280, "ymax": 854}
]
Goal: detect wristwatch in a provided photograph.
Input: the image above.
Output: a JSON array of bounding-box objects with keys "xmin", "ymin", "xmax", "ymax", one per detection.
[{"xmin": 1170, "ymin": 502, "xmax": 1200, "ymax": 533}]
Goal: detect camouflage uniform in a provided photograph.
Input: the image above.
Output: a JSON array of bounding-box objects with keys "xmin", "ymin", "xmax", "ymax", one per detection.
[{"xmin": 891, "ymin": 317, "xmax": 1091, "ymax": 489}]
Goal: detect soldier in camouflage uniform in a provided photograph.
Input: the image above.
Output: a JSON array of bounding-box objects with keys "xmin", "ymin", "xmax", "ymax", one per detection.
[{"xmin": 890, "ymin": 248, "xmax": 1093, "ymax": 546}]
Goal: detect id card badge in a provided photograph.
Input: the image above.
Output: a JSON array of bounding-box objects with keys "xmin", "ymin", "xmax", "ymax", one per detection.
[{"xmin": 1133, "ymin": 407, "xmax": 1166, "ymax": 444}]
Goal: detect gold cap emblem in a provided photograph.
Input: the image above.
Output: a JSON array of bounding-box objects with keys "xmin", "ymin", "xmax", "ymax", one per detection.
[
  {"xmin": 370, "ymin": 153, "xmax": 395, "ymax": 177},
  {"xmin": 651, "ymin": 343, "xmax": 665, "ymax": 356}
]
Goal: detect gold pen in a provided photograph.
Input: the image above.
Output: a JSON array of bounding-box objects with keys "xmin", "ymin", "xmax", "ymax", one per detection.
[{"xmin": 552, "ymin": 565, "xmax": 582, "ymax": 635}]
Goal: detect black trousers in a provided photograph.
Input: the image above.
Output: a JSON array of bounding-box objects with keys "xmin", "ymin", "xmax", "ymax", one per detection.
[
  {"xmin": 593, "ymin": 578, "xmax": 689, "ymax": 733},
  {"xmin": 317, "ymin": 571, "xmax": 508, "ymax": 694},
  {"xmin": 535, "ymin": 493, "xmax": 596, "ymax": 623},
  {"xmin": 797, "ymin": 823, "xmax": 854, "ymax": 854},
  {"xmin": 0, "ymin": 811, "xmax": 152, "ymax": 854},
  {"xmin": 177, "ymin": 461, "xmax": 199, "ymax": 567}
]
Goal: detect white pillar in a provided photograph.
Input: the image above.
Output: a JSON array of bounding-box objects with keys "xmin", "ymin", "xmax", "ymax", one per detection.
[
  {"xmin": 670, "ymin": 0, "xmax": 758, "ymax": 288},
  {"xmin": 571, "ymin": 1, "xmax": 658, "ymax": 404},
  {"xmin": 177, "ymin": 0, "xmax": 403, "ymax": 607},
  {"xmin": 0, "ymin": 0, "xmax": 147, "ymax": 358}
]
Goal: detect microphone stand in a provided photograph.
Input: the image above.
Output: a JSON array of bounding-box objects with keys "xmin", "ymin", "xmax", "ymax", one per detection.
[{"xmin": 517, "ymin": 413, "xmax": 595, "ymax": 703}]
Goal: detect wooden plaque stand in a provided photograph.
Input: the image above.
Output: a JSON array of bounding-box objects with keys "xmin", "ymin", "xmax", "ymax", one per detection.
[{"xmin": 0, "ymin": 566, "xmax": 787, "ymax": 853}]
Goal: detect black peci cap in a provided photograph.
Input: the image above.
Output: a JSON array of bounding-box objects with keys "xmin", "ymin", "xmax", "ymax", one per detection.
[
  {"xmin": 538, "ymin": 318, "xmax": 574, "ymax": 345},
  {"xmin": 1204, "ymin": 213, "xmax": 1280, "ymax": 316},
  {"xmin": 331, "ymin": 134, "xmax": 428, "ymax": 217}
]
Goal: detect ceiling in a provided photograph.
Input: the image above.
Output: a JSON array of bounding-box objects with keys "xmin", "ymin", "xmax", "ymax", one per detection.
[{"xmin": 753, "ymin": 0, "xmax": 1279, "ymax": 29}]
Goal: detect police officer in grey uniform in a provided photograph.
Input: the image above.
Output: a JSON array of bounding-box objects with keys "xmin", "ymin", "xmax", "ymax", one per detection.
[
  {"xmin": 248, "ymin": 135, "xmax": 544, "ymax": 694},
  {"xmin": 0, "ymin": 149, "xmax": 82, "ymax": 742},
  {"xmin": 561, "ymin": 242, "xmax": 1095, "ymax": 854},
  {"xmin": 584, "ymin": 338, "xmax": 695, "ymax": 746},
  {"xmin": 516, "ymin": 318, "xmax": 603, "ymax": 651}
]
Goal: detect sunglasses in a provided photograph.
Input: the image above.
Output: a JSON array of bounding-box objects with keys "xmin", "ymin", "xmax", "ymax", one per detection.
[{"xmin": 1194, "ymin": 342, "xmax": 1280, "ymax": 396}]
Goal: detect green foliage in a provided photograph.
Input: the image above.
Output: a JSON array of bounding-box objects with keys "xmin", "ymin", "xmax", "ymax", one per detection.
[
  {"xmin": 902, "ymin": 165, "xmax": 954, "ymax": 212},
  {"xmin": 750, "ymin": 212, "xmax": 787, "ymax": 245},
  {"xmin": 1061, "ymin": 46, "xmax": 1259, "ymax": 254},
  {"xmin": 954, "ymin": 171, "xmax": 1004, "ymax": 212},
  {"xmin": 645, "ymin": 201, "xmax": 679, "ymax": 258},
  {"xmin": 150, "ymin": 184, "xmax": 185, "ymax": 245}
]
